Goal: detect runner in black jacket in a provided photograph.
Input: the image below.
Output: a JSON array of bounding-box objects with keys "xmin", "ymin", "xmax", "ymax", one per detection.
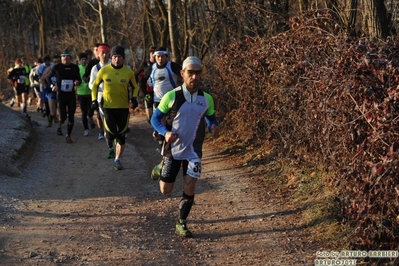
[{"xmin": 46, "ymin": 50, "xmax": 81, "ymax": 143}]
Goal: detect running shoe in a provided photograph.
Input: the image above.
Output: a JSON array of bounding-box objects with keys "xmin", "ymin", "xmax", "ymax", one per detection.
[
  {"xmin": 66, "ymin": 135, "xmax": 73, "ymax": 143},
  {"xmin": 98, "ymin": 133, "xmax": 104, "ymax": 140},
  {"xmin": 107, "ymin": 148, "xmax": 115, "ymax": 159},
  {"xmin": 88, "ymin": 117, "xmax": 95, "ymax": 129},
  {"xmin": 83, "ymin": 129, "xmax": 89, "ymax": 137},
  {"xmin": 113, "ymin": 159, "xmax": 123, "ymax": 170},
  {"xmin": 23, "ymin": 113, "xmax": 31, "ymax": 120},
  {"xmin": 151, "ymin": 161, "xmax": 162, "ymax": 180},
  {"xmin": 57, "ymin": 128, "xmax": 63, "ymax": 136},
  {"xmin": 10, "ymin": 98, "xmax": 15, "ymax": 107},
  {"xmin": 47, "ymin": 116, "xmax": 53, "ymax": 128},
  {"xmin": 175, "ymin": 219, "xmax": 192, "ymax": 238}
]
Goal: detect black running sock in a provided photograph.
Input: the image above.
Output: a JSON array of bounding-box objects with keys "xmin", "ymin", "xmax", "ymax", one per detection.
[
  {"xmin": 67, "ymin": 122, "xmax": 73, "ymax": 135},
  {"xmin": 45, "ymin": 103, "xmax": 50, "ymax": 116},
  {"xmin": 179, "ymin": 193, "xmax": 194, "ymax": 220}
]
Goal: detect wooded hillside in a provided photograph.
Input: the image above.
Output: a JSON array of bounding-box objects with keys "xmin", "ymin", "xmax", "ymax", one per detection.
[{"xmin": 1, "ymin": 0, "xmax": 399, "ymax": 258}]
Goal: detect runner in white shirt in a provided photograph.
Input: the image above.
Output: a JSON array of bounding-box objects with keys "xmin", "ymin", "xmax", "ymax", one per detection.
[
  {"xmin": 88, "ymin": 43, "xmax": 114, "ymax": 157},
  {"xmin": 146, "ymin": 46, "xmax": 182, "ymax": 143}
]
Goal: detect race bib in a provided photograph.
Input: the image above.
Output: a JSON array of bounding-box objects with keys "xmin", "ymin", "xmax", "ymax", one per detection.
[
  {"xmin": 60, "ymin": 79, "xmax": 74, "ymax": 92},
  {"xmin": 187, "ymin": 158, "xmax": 202, "ymax": 178},
  {"xmin": 18, "ymin": 75, "xmax": 25, "ymax": 84}
]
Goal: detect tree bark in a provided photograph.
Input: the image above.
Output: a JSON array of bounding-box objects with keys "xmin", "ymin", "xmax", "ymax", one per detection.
[
  {"xmin": 348, "ymin": 0, "xmax": 358, "ymax": 36},
  {"xmin": 363, "ymin": 0, "xmax": 390, "ymax": 38},
  {"xmin": 298, "ymin": 0, "xmax": 309, "ymax": 12},
  {"xmin": 167, "ymin": 0, "xmax": 181, "ymax": 63}
]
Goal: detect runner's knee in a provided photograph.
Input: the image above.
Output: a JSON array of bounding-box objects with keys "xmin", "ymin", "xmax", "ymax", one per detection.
[
  {"xmin": 116, "ymin": 134, "xmax": 126, "ymax": 145},
  {"xmin": 160, "ymin": 182, "xmax": 174, "ymax": 195}
]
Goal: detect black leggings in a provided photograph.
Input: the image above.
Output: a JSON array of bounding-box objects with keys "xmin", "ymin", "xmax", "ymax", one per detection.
[
  {"xmin": 78, "ymin": 95, "xmax": 92, "ymax": 130},
  {"xmin": 58, "ymin": 91, "xmax": 76, "ymax": 125},
  {"xmin": 103, "ymin": 108, "xmax": 129, "ymax": 145}
]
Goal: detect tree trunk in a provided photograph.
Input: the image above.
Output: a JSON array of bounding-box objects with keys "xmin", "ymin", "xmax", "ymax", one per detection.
[
  {"xmin": 143, "ymin": 0, "xmax": 157, "ymax": 47},
  {"xmin": 167, "ymin": 0, "xmax": 181, "ymax": 63},
  {"xmin": 154, "ymin": 0, "xmax": 169, "ymax": 47},
  {"xmin": 363, "ymin": 0, "xmax": 390, "ymax": 38},
  {"xmin": 181, "ymin": 0, "xmax": 189, "ymax": 59},
  {"xmin": 298, "ymin": 0, "xmax": 309, "ymax": 12},
  {"xmin": 30, "ymin": 0, "xmax": 46, "ymax": 56},
  {"xmin": 98, "ymin": 0, "xmax": 105, "ymax": 43},
  {"xmin": 348, "ymin": 0, "xmax": 358, "ymax": 36}
]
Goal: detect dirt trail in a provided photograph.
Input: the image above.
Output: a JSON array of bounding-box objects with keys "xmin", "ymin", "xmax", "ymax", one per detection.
[{"xmin": 0, "ymin": 104, "xmax": 314, "ymax": 265}]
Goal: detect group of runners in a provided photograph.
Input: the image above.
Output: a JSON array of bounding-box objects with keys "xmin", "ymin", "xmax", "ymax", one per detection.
[{"xmin": 7, "ymin": 45, "xmax": 220, "ymax": 238}]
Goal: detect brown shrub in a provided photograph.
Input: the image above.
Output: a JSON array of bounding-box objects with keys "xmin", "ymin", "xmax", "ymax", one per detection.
[{"xmin": 206, "ymin": 11, "xmax": 399, "ymax": 251}]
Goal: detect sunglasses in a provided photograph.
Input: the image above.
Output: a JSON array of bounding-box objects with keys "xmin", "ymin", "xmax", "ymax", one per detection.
[{"xmin": 185, "ymin": 69, "xmax": 202, "ymax": 76}]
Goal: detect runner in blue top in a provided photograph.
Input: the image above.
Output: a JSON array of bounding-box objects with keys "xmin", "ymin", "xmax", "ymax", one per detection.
[
  {"xmin": 39, "ymin": 55, "xmax": 61, "ymax": 127},
  {"xmin": 37, "ymin": 55, "xmax": 53, "ymax": 119},
  {"xmin": 151, "ymin": 56, "xmax": 220, "ymax": 237}
]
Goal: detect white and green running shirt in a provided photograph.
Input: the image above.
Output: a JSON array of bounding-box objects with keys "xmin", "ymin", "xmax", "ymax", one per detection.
[{"xmin": 156, "ymin": 85, "xmax": 216, "ymax": 160}]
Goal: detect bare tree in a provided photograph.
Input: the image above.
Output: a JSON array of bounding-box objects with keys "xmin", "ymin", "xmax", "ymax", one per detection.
[
  {"xmin": 30, "ymin": 0, "xmax": 46, "ymax": 56},
  {"xmin": 143, "ymin": 0, "xmax": 157, "ymax": 48},
  {"xmin": 83, "ymin": 0, "xmax": 106, "ymax": 43},
  {"xmin": 153, "ymin": 0, "xmax": 169, "ymax": 47},
  {"xmin": 167, "ymin": 0, "xmax": 181, "ymax": 63}
]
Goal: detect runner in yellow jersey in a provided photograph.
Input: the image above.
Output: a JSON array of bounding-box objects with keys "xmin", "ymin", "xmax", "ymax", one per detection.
[{"xmin": 91, "ymin": 45, "xmax": 139, "ymax": 170}]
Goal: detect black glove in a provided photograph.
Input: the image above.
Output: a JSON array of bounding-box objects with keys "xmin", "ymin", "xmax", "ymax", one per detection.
[
  {"xmin": 130, "ymin": 97, "xmax": 138, "ymax": 109},
  {"xmin": 91, "ymin": 100, "xmax": 99, "ymax": 111}
]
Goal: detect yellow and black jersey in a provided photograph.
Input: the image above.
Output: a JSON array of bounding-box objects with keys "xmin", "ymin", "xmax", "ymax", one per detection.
[{"xmin": 91, "ymin": 64, "xmax": 138, "ymax": 109}]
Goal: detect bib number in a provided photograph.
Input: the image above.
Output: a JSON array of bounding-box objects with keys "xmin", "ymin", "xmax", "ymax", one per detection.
[
  {"xmin": 187, "ymin": 158, "xmax": 201, "ymax": 178},
  {"xmin": 60, "ymin": 79, "xmax": 74, "ymax": 92}
]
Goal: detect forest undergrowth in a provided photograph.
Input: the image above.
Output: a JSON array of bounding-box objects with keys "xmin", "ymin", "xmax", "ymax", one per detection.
[{"xmin": 205, "ymin": 10, "xmax": 399, "ymax": 263}]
